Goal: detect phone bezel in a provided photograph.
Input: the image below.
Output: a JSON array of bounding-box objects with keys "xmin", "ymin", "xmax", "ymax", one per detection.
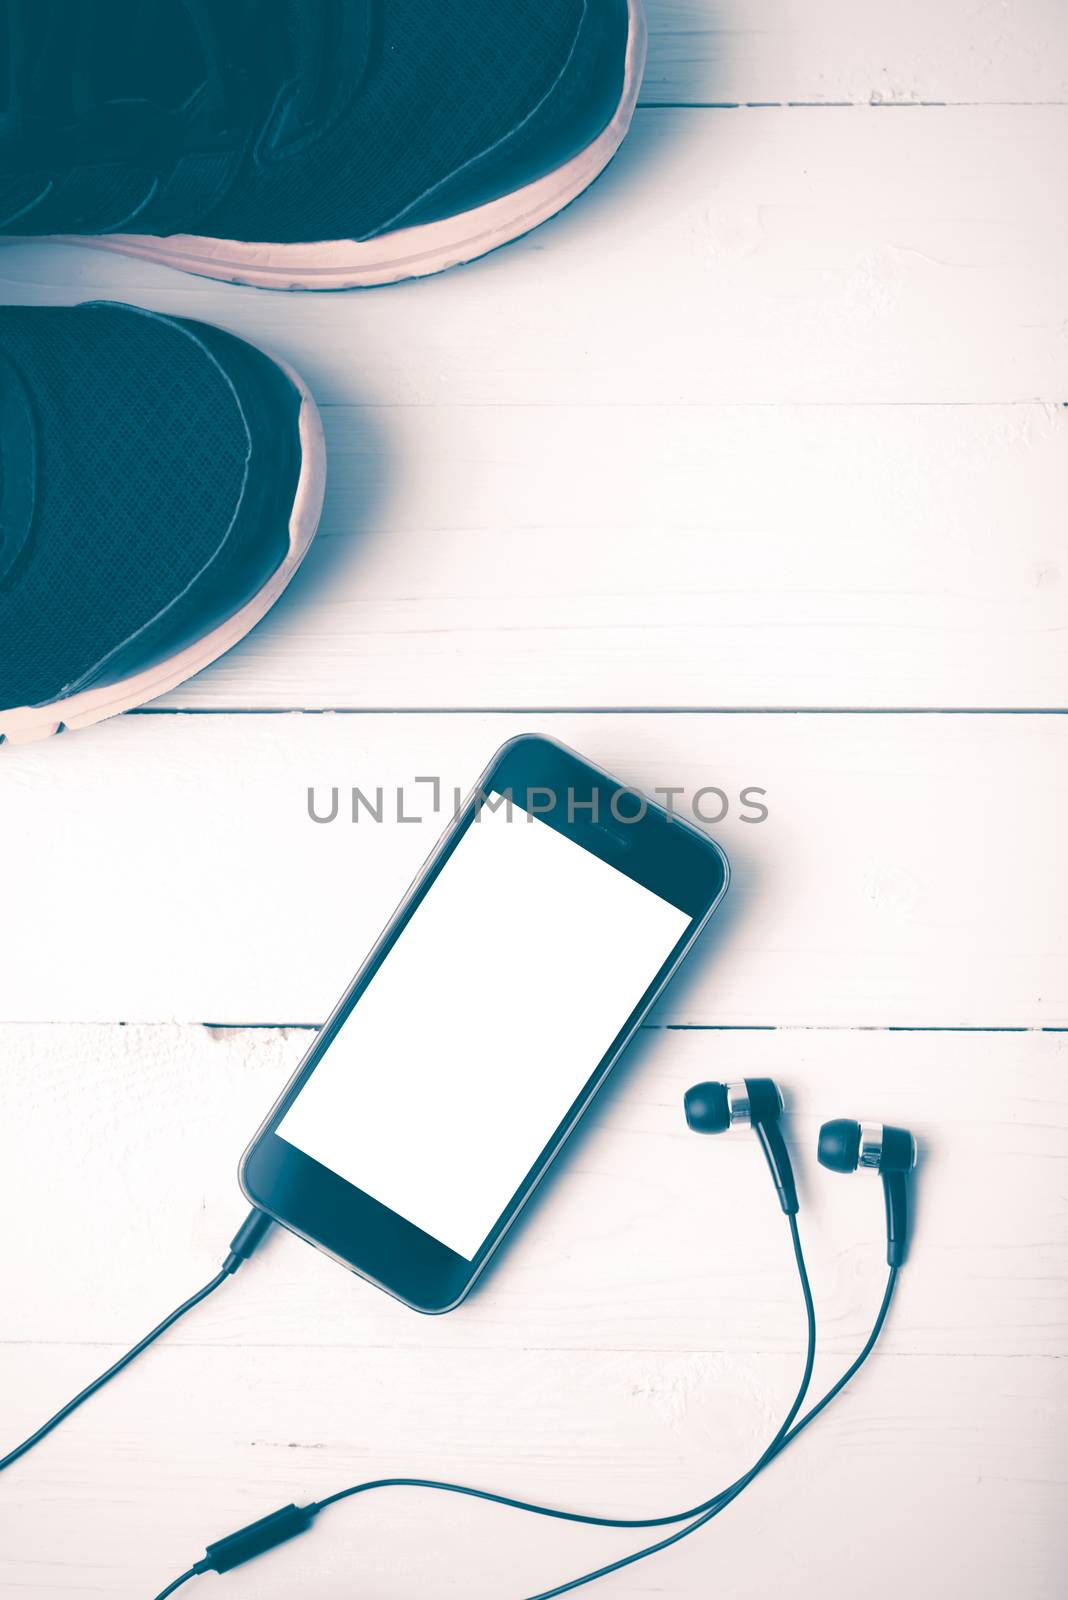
[{"xmin": 239, "ymin": 733, "xmax": 729, "ymax": 1313}]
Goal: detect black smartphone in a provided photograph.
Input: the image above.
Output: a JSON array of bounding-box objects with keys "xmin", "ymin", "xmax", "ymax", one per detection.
[{"xmin": 240, "ymin": 734, "xmax": 729, "ymax": 1312}]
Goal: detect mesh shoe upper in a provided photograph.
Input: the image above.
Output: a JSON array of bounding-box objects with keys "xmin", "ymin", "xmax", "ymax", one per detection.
[
  {"xmin": 0, "ymin": 301, "xmax": 302, "ymax": 710},
  {"xmin": 0, "ymin": 0, "xmax": 629, "ymax": 243}
]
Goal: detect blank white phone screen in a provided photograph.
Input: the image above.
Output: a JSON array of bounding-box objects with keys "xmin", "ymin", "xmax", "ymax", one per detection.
[{"xmin": 277, "ymin": 794, "xmax": 692, "ymax": 1260}]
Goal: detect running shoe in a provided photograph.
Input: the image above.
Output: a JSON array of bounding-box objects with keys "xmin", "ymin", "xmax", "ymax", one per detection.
[
  {"xmin": 0, "ymin": 0, "xmax": 645, "ymax": 289},
  {"xmin": 0, "ymin": 301, "xmax": 324, "ymax": 743}
]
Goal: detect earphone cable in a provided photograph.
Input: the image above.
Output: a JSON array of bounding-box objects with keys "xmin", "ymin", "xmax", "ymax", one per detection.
[
  {"xmin": 314, "ymin": 1212, "xmax": 824, "ymax": 1533},
  {"xmin": 147, "ymin": 1228, "xmax": 898, "ymax": 1599},
  {"xmin": 331, "ymin": 1260, "xmax": 897, "ymax": 1545},
  {"xmin": 0, "ymin": 1209, "xmax": 273, "ymax": 1477},
  {"xmin": 519, "ymin": 1261, "xmax": 897, "ymax": 1599},
  {"xmin": 304, "ymin": 1213, "xmax": 822, "ymax": 1600},
  {"xmin": 0, "ymin": 1270, "xmax": 229, "ymax": 1475},
  {"xmin": 310, "ymin": 1252, "xmax": 896, "ymax": 1547},
  {"xmin": 151, "ymin": 1569, "xmax": 200, "ymax": 1599}
]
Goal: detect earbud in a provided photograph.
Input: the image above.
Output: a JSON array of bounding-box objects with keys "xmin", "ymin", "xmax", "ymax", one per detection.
[
  {"xmin": 818, "ymin": 1119, "xmax": 917, "ymax": 1266},
  {"xmin": 684, "ymin": 1078, "xmax": 798, "ymax": 1215}
]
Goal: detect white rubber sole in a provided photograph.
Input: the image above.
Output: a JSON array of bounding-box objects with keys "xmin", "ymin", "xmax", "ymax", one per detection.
[
  {"xmin": 42, "ymin": 0, "xmax": 646, "ymax": 290},
  {"xmin": 0, "ymin": 350, "xmax": 326, "ymax": 746}
]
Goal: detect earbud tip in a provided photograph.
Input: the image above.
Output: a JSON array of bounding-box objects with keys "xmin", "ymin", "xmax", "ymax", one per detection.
[
  {"xmin": 684, "ymin": 1081, "xmax": 730, "ymax": 1134},
  {"xmin": 818, "ymin": 1118, "xmax": 861, "ymax": 1173}
]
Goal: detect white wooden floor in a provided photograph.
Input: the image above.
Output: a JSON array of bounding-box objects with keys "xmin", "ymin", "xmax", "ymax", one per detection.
[{"xmin": 2, "ymin": 4, "xmax": 1067, "ymax": 1597}]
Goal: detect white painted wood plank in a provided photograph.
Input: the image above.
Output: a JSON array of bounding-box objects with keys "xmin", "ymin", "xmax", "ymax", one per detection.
[
  {"xmin": 138, "ymin": 401, "xmax": 1067, "ymax": 711},
  {"xmin": 2, "ymin": 1025, "xmax": 1064, "ymax": 1596},
  {"xmin": 5, "ymin": 109, "xmax": 1065, "ymax": 406},
  {"xmin": 1, "ymin": 1349, "xmax": 1061, "ymax": 1599},
  {"xmin": 642, "ymin": 0, "xmax": 1068, "ymax": 106},
  {"xmin": 3, "ymin": 1026, "xmax": 1064, "ymax": 1356},
  {"xmin": 1, "ymin": 713, "xmax": 1063, "ymax": 1026}
]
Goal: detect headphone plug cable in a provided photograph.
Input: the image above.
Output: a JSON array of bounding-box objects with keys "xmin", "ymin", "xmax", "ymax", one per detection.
[{"xmin": 0, "ymin": 1207, "xmax": 273, "ymax": 1477}]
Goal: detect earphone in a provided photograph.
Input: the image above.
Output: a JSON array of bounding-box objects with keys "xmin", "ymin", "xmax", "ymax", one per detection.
[
  {"xmin": 818, "ymin": 1117, "xmax": 917, "ymax": 1264},
  {"xmin": 1, "ymin": 1078, "xmax": 918, "ymax": 1599},
  {"xmin": 686, "ymin": 1078, "xmax": 916, "ymax": 1260},
  {"xmin": 684, "ymin": 1075, "xmax": 799, "ymax": 1212}
]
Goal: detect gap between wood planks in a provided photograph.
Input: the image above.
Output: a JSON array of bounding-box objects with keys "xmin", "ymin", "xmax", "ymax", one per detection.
[
  {"xmin": 639, "ymin": 100, "xmax": 1068, "ymax": 108},
  {"xmin": 182, "ymin": 1022, "xmax": 1063, "ymax": 1034},
  {"xmin": 130, "ymin": 707, "xmax": 1068, "ymax": 715}
]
